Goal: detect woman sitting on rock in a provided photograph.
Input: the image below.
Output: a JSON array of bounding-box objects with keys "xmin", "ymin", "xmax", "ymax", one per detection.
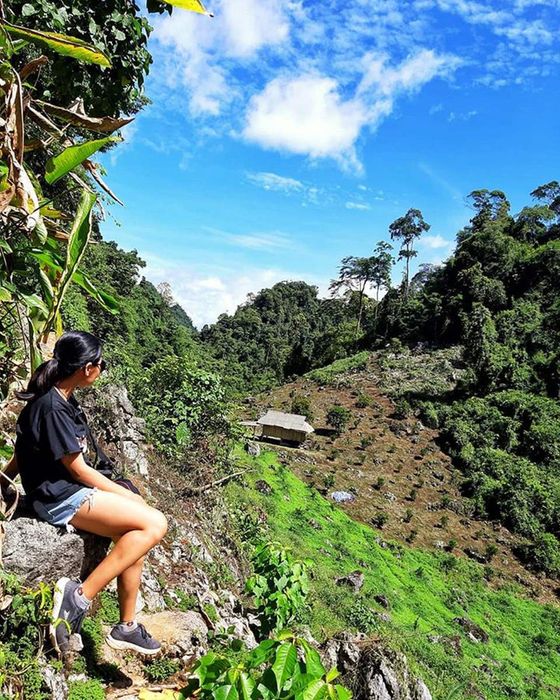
[{"xmin": 0, "ymin": 330, "xmax": 168, "ymax": 656}]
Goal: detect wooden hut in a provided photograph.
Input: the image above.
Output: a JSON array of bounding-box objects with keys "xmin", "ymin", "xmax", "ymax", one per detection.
[{"xmin": 257, "ymin": 410, "xmax": 314, "ymax": 445}]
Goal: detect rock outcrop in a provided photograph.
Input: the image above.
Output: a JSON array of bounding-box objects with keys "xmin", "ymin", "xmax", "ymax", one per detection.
[
  {"xmin": 80, "ymin": 383, "xmax": 149, "ymax": 476},
  {"xmin": 322, "ymin": 633, "xmax": 433, "ymax": 700},
  {"xmin": 2, "ymin": 515, "xmax": 108, "ymax": 587}
]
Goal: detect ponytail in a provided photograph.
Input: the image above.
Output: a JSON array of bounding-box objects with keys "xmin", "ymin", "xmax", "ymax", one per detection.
[
  {"xmin": 16, "ymin": 358, "xmax": 64, "ymax": 401},
  {"xmin": 16, "ymin": 330, "xmax": 103, "ymax": 402}
]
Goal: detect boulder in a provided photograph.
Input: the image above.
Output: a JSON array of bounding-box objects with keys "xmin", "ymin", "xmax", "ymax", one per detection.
[
  {"xmin": 80, "ymin": 383, "xmax": 149, "ymax": 477},
  {"xmin": 336, "ymin": 570, "xmax": 365, "ymax": 593},
  {"xmin": 321, "ymin": 633, "xmax": 433, "ymax": 700},
  {"xmin": 2, "ymin": 516, "xmax": 108, "ymax": 587},
  {"xmin": 136, "ymin": 610, "xmax": 208, "ymax": 659},
  {"xmin": 245, "ymin": 442, "xmax": 261, "ymax": 457}
]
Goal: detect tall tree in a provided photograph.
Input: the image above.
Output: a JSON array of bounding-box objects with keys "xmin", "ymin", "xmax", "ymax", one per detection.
[
  {"xmin": 329, "ymin": 256, "xmax": 375, "ymax": 336},
  {"xmin": 371, "ymin": 241, "xmax": 394, "ymax": 306},
  {"xmin": 389, "ymin": 209, "xmax": 430, "ymax": 296}
]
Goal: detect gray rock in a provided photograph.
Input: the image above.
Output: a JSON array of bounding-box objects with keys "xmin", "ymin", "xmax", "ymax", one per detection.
[
  {"xmin": 321, "ymin": 634, "xmax": 433, "ymax": 700},
  {"xmin": 2, "ymin": 517, "xmax": 108, "ymax": 587},
  {"xmin": 245, "ymin": 442, "xmax": 261, "ymax": 457},
  {"xmin": 336, "ymin": 570, "xmax": 364, "ymax": 593},
  {"xmin": 40, "ymin": 659, "xmax": 68, "ymax": 700},
  {"xmin": 453, "ymin": 617, "xmax": 489, "ymax": 643},
  {"xmin": 331, "ymin": 491, "xmax": 356, "ymax": 503},
  {"xmin": 80, "ymin": 383, "xmax": 149, "ymax": 477}
]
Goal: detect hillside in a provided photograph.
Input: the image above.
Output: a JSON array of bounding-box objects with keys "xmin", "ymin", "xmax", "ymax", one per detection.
[{"xmin": 244, "ymin": 347, "xmax": 560, "ymax": 602}]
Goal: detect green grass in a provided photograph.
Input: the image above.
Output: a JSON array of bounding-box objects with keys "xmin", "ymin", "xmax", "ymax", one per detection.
[
  {"xmin": 226, "ymin": 448, "xmax": 560, "ymax": 700},
  {"xmin": 305, "ymin": 352, "xmax": 370, "ymax": 385}
]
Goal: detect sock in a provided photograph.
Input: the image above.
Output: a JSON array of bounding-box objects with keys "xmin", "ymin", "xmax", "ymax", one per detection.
[
  {"xmin": 73, "ymin": 586, "xmax": 92, "ymax": 611},
  {"xmin": 117, "ymin": 621, "xmax": 138, "ymax": 633}
]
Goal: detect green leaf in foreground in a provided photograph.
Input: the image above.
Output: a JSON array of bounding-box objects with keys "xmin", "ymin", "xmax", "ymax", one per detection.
[
  {"xmin": 272, "ymin": 643, "xmax": 297, "ymax": 693},
  {"xmin": 45, "ymin": 136, "xmax": 120, "ymax": 185},
  {"xmin": 3, "ymin": 22, "xmax": 111, "ymax": 66}
]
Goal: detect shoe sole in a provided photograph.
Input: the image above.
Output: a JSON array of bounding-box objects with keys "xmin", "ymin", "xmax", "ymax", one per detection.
[
  {"xmin": 50, "ymin": 576, "xmax": 71, "ymax": 654},
  {"xmin": 105, "ymin": 634, "xmax": 161, "ymax": 656}
]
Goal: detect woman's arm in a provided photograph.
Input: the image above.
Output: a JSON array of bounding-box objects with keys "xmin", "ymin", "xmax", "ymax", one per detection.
[{"xmin": 61, "ymin": 452, "xmax": 142, "ymax": 501}]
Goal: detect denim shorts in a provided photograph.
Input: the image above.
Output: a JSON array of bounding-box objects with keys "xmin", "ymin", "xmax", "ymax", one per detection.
[{"xmin": 34, "ymin": 487, "xmax": 97, "ymax": 526}]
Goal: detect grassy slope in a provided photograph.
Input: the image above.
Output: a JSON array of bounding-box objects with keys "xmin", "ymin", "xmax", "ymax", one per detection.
[{"xmin": 226, "ymin": 448, "xmax": 560, "ymax": 700}]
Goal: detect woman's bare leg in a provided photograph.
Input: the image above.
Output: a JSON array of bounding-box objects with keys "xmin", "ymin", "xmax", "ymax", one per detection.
[
  {"xmin": 70, "ymin": 491, "xmax": 167, "ymax": 601},
  {"xmin": 114, "ymin": 534, "xmax": 145, "ymax": 622}
]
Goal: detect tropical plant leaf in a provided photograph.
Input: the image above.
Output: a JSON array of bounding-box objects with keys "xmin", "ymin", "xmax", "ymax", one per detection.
[
  {"xmin": 246, "ymin": 639, "xmax": 277, "ymax": 667},
  {"xmin": 303, "ymin": 679, "xmax": 328, "ymax": 700},
  {"xmin": 2, "ymin": 22, "xmax": 111, "ymax": 66},
  {"xmin": 214, "ymin": 685, "xmax": 239, "ymax": 700},
  {"xmin": 272, "ymin": 643, "xmax": 297, "ymax": 693},
  {"xmin": 45, "ymin": 136, "xmax": 119, "ymax": 185},
  {"xmin": 325, "ymin": 668, "xmax": 340, "ymax": 683},
  {"xmin": 35, "ymin": 100, "xmax": 133, "ymax": 133},
  {"xmin": 334, "ymin": 684, "xmax": 352, "ymax": 700},
  {"xmin": 165, "ymin": 0, "xmax": 213, "ymax": 15},
  {"xmin": 72, "ymin": 270, "xmax": 119, "ymax": 314},
  {"xmin": 238, "ymin": 672, "xmax": 256, "ymax": 700},
  {"xmin": 66, "ymin": 190, "xmax": 97, "ymax": 274},
  {"xmin": 301, "ymin": 640, "xmax": 326, "ymax": 678}
]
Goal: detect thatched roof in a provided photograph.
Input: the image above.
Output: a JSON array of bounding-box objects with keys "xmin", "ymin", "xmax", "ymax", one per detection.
[{"xmin": 257, "ymin": 410, "xmax": 314, "ymax": 433}]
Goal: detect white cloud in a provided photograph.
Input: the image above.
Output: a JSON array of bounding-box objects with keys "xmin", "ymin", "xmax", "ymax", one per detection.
[
  {"xmin": 153, "ymin": 0, "xmax": 293, "ymax": 115},
  {"xmin": 345, "ymin": 201, "xmax": 371, "ymax": 210},
  {"xmin": 421, "ymin": 234, "xmax": 453, "ymax": 248},
  {"xmin": 243, "ymin": 75, "xmax": 367, "ymax": 169},
  {"xmin": 228, "ymin": 232, "xmax": 292, "ymax": 250},
  {"xmin": 448, "ymin": 109, "xmax": 478, "ymax": 121},
  {"xmin": 141, "ymin": 254, "xmax": 326, "ymax": 327},
  {"xmin": 220, "ymin": 0, "xmax": 290, "ymax": 57},
  {"xmin": 246, "ymin": 171, "xmax": 304, "ymax": 193},
  {"xmin": 243, "ymin": 50, "xmax": 461, "ymax": 169}
]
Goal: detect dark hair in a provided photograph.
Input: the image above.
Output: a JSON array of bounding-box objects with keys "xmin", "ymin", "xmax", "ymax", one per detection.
[{"xmin": 17, "ymin": 331, "xmax": 103, "ymax": 402}]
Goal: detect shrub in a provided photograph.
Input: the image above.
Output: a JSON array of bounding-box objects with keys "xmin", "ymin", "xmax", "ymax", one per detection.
[
  {"xmin": 356, "ymin": 392, "xmax": 373, "ymax": 408},
  {"xmin": 372, "ymin": 512, "xmax": 389, "ymax": 529},
  {"xmin": 68, "ymin": 680, "xmax": 105, "ymax": 700},
  {"xmin": 518, "ymin": 532, "xmax": 560, "ymax": 578},
  {"xmin": 246, "ymin": 542, "xmax": 309, "ymax": 637},
  {"xmin": 291, "ymin": 395, "xmax": 314, "ymax": 422},
  {"xmin": 326, "ymin": 406, "xmax": 352, "ymax": 436},
  {"xmin": 174, "ymin": 635, "xmax": 350, "ymax": 700},
  {"xmin": 347, "ymin": 599, "xmax": 378, "ymax": 633},
  {"xmin": 418, "ymin": 401, "xmax": 439, "ymax": 429},
  {"xmin": 393, "ymin": 398, "xmax": 412, "ymax": 419},
  {"xmin": 144, "ymin": 658, "xmax": 181, "ymax": 682}
]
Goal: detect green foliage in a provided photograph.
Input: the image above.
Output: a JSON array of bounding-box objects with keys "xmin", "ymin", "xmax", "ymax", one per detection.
[
  {"xmin": 0, "ymin": 572, "xmax": 53, "ymax": 699},
  {"xmin": 130, "ymin": 354, "xmax": 232, "ymax": 460},
  {"xmin": 172, "ymin": 634, "xmax": 350, "ymax": 700},
  {"xmin": 68, "ymin": 679, "xmax": 105, "ymax": 700},
  {"xmin": 226, "ymin": 449, "xmax": 560, "ymax": 700},
  {"xmin": 7, "ymin": 0, "xmax": 154, "ymax": 116},
  {"xmin": 246, "ymin": 542, "xmax": 309, "ymax": 638},
  {"xmin": 306, "ymin": 352, "xmax": 369, "ymax": 386},
  {"xmin": 290, "ymin": 395, "xmax": 314, "ymax": 422},
  {"xmin": 144, "ymin": 657, "xmax": 181, "ymax": 682},
  {"xmin": 355, "ymin": 392, "xmax": 373, "ymax": 408},
  {"xmin": 437, "ymin": 392, "xmax": 560, "ymax": 567},
  {"xmin": 96, "ymin": 590, "xmax": 120, "ymax": 625},
  {"xmin": 201, "ymin": 281, "xmax": 359, "ymax": 393},
  {"xmin": 518, "ymin": 533, "xmax": 560, "ymax": 577},
  {"xmin": 326, "ymin": 406, "xmax": 351, "ymax": 436},
  {"xmin": 346, "ymin": 599, "xmax": 378, "ymax": 633}
]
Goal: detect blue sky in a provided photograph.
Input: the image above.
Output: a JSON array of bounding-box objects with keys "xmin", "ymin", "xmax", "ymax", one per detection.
[{"xmin": 100, "ymin": 0, "xmax": 560, "ymax": 328}]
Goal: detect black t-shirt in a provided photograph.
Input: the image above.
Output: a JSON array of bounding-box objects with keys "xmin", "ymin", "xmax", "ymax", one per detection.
[{"xmin": 15, "ymin": 388, "xmax": 92, "ymax": 506}]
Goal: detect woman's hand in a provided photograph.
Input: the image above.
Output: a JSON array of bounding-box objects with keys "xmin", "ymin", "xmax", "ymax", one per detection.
[{"xmin": 61, "ymin": 453, "xmax": 143, "ymax": 500}]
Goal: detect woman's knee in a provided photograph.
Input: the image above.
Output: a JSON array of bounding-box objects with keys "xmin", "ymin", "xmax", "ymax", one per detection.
[{"xmin": 146, "ymin": 509, "xmax": 167, "ymax": 544}]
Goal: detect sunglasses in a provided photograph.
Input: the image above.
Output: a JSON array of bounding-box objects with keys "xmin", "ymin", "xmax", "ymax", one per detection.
[{"xmin": 90, "ymin": 359, "xmax": 107, "ymax": 372}]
